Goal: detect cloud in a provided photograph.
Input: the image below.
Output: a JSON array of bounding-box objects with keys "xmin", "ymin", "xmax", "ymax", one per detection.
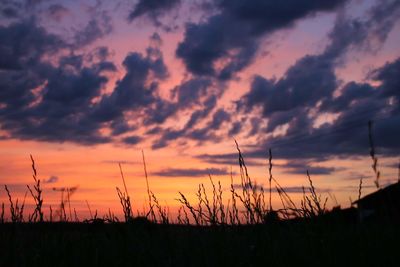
[
  {"xmin": 0, "ymin": 0, "xmax": 21, "ymax": 18},
  {"xmin": 384, "ymin": 162, "xmax": 400, "ymax": 169},
  {"xmin": 0, "ymin": 52, "xmax": 116, "ymax": 144},
  {"xmin": 228, "ymin": 122, "xmax": 242, "ymax": 136},
  {"xmin": 176, "ymin": 0, "xmax": 347, "ymax": 77},
  {"xmin": 43, "ymin": 175, "xmax": 59, "ymax": 184},
  {"xmin": 237, "ymin": 0, "xmax": 399, "ymax": 126},
  {"xmin": 110, "ymin": 118, "xmax": 135, "ymax": 136},
  {"xmin": 47, "ymin": 4, "xmax": 70, "ymax": 21},
  {"xmin": 152, "ymin": 167, "xmax": 231, "ymax": 177},
  {"xmin": 195, "ymin": 151, "xmax": 264, "ymax": 167},
  {"xmin": 282, "ymin": 186, "xmax": 332, "ymax": 193},
  {"xmin": 232, "ymin": 0, "xmax": 400, "ymax": 160},
  {"xmin": 0, "ymin": 19, "xmax": 65, "ymax": 70},
  {"xmin": 0, "ymin": 18, "xmax": 121, "ymax": 145},
  {"xmin": 0, "ymin": 6, "xmax": 222, "ymax": 149},
  {"xmin": 230, "ymin": 63, "xmax": 400, "ymax": 160},
  {"xmin": 232, "ymin": 184, "xmax": 332, "ymax": 194},
  {"xmin": 150, "ymin": 95, "xmax": 226, "ymax": 149},
  {"xmin": 92, "ymin": 45, "xmax": 168, "ymax": 125},
  {"xmin": 73, "ymin": 12, "xmax": 113, "ymax": 47},
  {"xmin": 278, "ymin": 160, "xmax": 337, "ymax": 175},
  {"xmin": 172, "ymin": 77, "xmax": 212, "ymax": 108},
  {"xmin": 370, "ymin": 57, "xmax": 400, "ymax": 102},
  {"xmin": 144, "ymin": 77, "xmax": 213, "ymax": 126},
  {"xmin": 343, "ymin": 171, "xmax": 373, "ymax": 181},
  {"xmin": 239, "ymin": 54, "xmax": 337, "ymax": 121},
  {"xmin": 1, "ymin": 0, "xmax": 399, "ymax": 155},
  {"xmin": 122, "ymin": 135, "xmax": 142, "ymax": 145},
  {"xmin": 128, "ymin": 0, "xmax": 181, "ymax": 25},
  {"xmin": 1, "ymin": 6, "xmax": 19, "ymax": 18}
]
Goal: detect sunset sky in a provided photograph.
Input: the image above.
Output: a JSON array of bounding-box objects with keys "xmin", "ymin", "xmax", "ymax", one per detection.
[{"xmin": 0, "ymin": 0, "xmax": 399, "ymax": 220}]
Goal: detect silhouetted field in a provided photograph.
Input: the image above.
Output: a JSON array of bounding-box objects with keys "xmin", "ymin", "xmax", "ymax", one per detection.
[
  {"xmin": 0, "ymin": 220, "xmax": 399, "ymax": 267},
  {"xmin": 1, "ymin": 130, "xmax": 399, "ymax": 266}
]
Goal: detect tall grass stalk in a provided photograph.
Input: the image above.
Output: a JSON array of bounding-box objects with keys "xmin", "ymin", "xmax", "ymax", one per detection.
[
  {"xmin": 5, "ymin": 185, "xmax": 27, "ymax": 223},
  {"xmin": 358, "ymin": 175, "xmax": 363, "ymax": 202},
  {"xmin": 176, "ymin": 192, "xmax": 199, "ymax": 225},
  {"xmin": 27, "ymin": 155, "xmax": 44, "ymax": 222},
  {"xmin": 116, "ymin": 163, "xmax": 133, "ymax": 222},
  {"xmin": 368, "ymin": 120, "xmax": 381, "ymax": 188},
  {"xmin": 268, "ymin": 149, "xmax": 273, "ymax": 212},
  {"xmin": 230, "ymin": 168, "xmax": 239, "ymax": 225},
  {"xmin": 151, "ymin": 191, "xmax": 169, "ymax": 224},
  {"xmin": 142, "ymin": 150, "xmax": 155, "ymax": 221},
  {"xmin": 300, "ymin": 171, "xmax": 328, "ymax": 217},
  {"xmin": 27, "ymin": 155, "xmax": 43, "ymax": 222}
]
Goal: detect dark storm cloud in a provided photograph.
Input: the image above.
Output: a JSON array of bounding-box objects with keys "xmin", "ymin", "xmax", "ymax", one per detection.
[
  {"xmin": 0, "ymin": 5, "xmax": 172, "ymax": 146},
  {"xmin": 364, "ymin": 0, "xmax": 400, "ymax": 49},
  {"xmin": 197, "ymin": 52, "xmax": 400, "ymax": 162},
  {"xmin": 237, "ymin": 0, "xmax": 398, "ymax": 126},
  {"xmin": 208, "ymin": 108, "xmax": 230, "ymax": 129},
  {"xmin": 278, "ymin": 160, "xmax": 337, "ymax": 175},
  {"xmin": 144, "ymin": 77, "xmax": 214, "ymax": 125},
  {"xmin": 183, "ymin": 107, "xmax": 231, "ymax": 144},
  {"xmin": 370, "ymin": 57, "xmax": 400, "ymax": 100},
  {"xmin": 92, "ymin": 47, "xmax": 168, "ymax": 125},
  {"xmin": 151, "ymin": 95, "xmax": 224, "ymax": 149},
  {"xmin": 122, "ymin": 135, "xmax": 142, "ymax": 145},
  {"xmin": 1, "ymin": 0, "xmax": 399, "ymax": 154},
  {"xmin": 238, "ymin": 52, "xmax": 337, "ymax": 133},
  {"xmin": 182, "ymin": 94, "xmax": 217, "ymax": 129},
  {"xmin": 25, "ymin": 0, "xmax": 47, "ymax": 7},
  {"xmin": 239, "ymin": 80, "xmax": 398, "ymax": 160},
  {"xmin": 74, "ymin": 12, "xmax": 113, "ymax": 47},
  {"xmin": 172, "ymin": 78, "xmax": 212, "ymax": 108},
  {"xmin": 229, "ymin": 0, "xmax": 400, "ymax": 161},
  {"xmin": 1, "ymin": 1, "xmax": 70, "ymax": 20},
  {"xmin": 110, "ymin": 118, "xmax": 134, "ymax": 136},
  {"xmin": 0, "ymin": 0, "xmax": 21, "ymax": 18},
  {"xmin": 0, "ymin": 19, "xmax": 66, "ymax": 115},
  {"xmin": 0, "ymin": 54, "xmax": 117, "ymax": 145},
  {"xmin": 0, "ymin": 19, "xmax": 65, "ymax": 70},
  {"xmin": 0, "ymin": 17, "xmax": 123, "ymax": 145},
  {"xmin": 228, "ymin": 121, "xmax": 242, "ymax": 136},
  {"xmin": 241, "ymin": 53, "xmax": 337, "ymax": 120},
  {"xmin": 1, "ymin": 6, "xmax": 19, "ymax": 17},
  {"xmin": 128, "ymin": 0, "xmax": 181, "ymax": 22},
  {"xmin": 319, "ymin": 82, "xmax": 377, "ymax": 113},
  {"xmin": 152, "ymin": 167, "xmax": 230, "ymax": 177},
  {"xmin": 176, "ymin": 0, "xmax": 347, "ymax": 77},
  {"xmin": 248, "ymin": 102, "xmax": 396, "ymax": 160},
  {"xmin": 195, "ymin": 151, "xmax": 264, "ymax": 167},
  {"xmin": 47, "ymin": 4, "xmax": 70, "ymax": 21}
]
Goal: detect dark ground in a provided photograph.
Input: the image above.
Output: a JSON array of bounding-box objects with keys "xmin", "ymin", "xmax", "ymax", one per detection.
[{"xmin": 0, "ymin": 220, "xmax": 398, "ymax": 267}]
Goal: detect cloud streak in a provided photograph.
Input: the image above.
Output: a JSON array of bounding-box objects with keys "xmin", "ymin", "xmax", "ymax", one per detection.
[
  {"xmin": 152, "ymin": 167, "xmax": 231, "ymax": 177},
  {"xmin": 176, "ymin": 0, "xmax": 347, "ymax": 78},
  {"xmin": 0, "ymin": 0, "xmax": 399, "ymax": 163}
]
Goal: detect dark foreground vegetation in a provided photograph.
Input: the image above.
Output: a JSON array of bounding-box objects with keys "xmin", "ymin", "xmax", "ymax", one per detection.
[
  {"xmin": 0, "ymin": 220, "xmax": 399, "ymax": 267},
  {"xmin": 1, "ymin": 125, "xmax": 399, "ymax": 266}
]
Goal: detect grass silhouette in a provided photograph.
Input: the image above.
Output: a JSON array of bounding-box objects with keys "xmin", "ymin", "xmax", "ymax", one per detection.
[{"xmin": 0, "ymin": 124, "xmax": 399, "ymax": 266}]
